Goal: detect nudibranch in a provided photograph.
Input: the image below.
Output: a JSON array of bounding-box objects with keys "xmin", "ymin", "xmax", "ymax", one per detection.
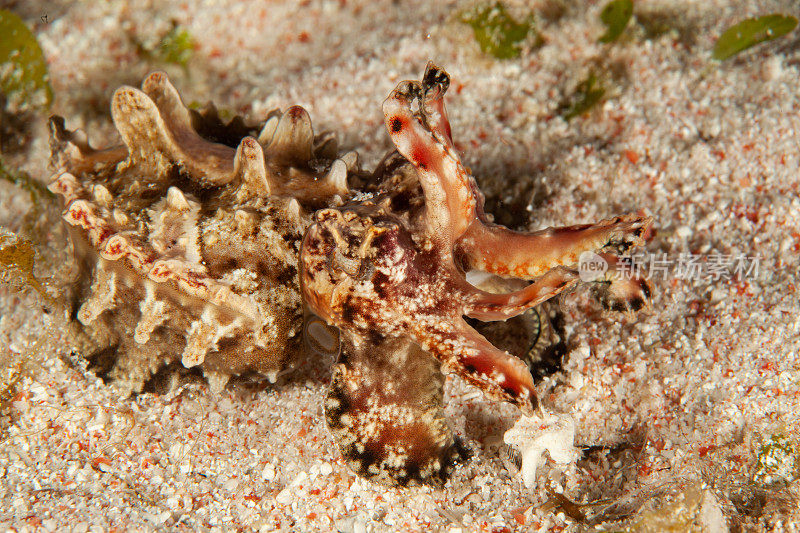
[{"xmin": 49, "ymin": 64, "xmax": 652, "ymax": 486}]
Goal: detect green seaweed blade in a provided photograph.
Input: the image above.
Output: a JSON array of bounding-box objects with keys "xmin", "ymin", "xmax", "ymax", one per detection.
[
  {"xmin": 713, "ymin": 14, "xmax": 798, "ymax": 61},
  {"xmin": 0, "ymin": 9, "xmax": 53, "ymax": 112},
  {"xmin": 461, "ymin": 2, "xmax": 537, "ymax": 60},
  {"xmin": 599, "ymin": 0, "xmax": 633, "ymax": 43}
]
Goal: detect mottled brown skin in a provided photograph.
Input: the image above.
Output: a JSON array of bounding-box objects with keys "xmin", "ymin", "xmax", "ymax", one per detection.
[
  {"xmin": 51, "ymin": 65, "xmax": 652, "ymax": 487},
  {"xmin": 301, "ymin": 64, "xmax": 652, "ymax": 486}
]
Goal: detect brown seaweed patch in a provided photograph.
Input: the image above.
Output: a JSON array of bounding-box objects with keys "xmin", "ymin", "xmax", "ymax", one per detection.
[{"xmin": 0, "ymin": 229, "xmax": 54, "ymax": 304}]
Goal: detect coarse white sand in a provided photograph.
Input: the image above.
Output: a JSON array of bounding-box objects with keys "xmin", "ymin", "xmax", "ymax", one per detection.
[{"xmin": 1, "ymin": 1, "xmax": 799, "ymax": 531}]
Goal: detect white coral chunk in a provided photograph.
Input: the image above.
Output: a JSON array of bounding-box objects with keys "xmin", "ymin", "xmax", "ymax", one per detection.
[{"xmin": 503, "ymin": 411, "xmax": 578, "ymax": 488}]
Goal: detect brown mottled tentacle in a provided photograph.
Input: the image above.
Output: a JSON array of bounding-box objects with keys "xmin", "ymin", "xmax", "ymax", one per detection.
[
  {"xmin": 458, "ymin": 267, "xmax": 579, "ymax": 321},
  {"xmin": 383, "ymin": 64, "xmax": 652, "ymax": 286},
  {"xmin": 382, "ymin": 71, "xmax": 478, "ymax": 242},
  {"xmin": 457, "ymin": 214, "xmax": 653, "ymax": 280},
  {"xmin": 411, "ymin": 318, "xmax": 538, "ymax": 415},
  {"xmin": 593, "ymin": 252, "xmax": 653, "ymax": 316},
  {"xmin": 324, "ymin": 333, "xmax": 461, "ymax": 486},
  {"xmin": 420, "ymin": 62, "xmax": 454, "ymax": 148}
]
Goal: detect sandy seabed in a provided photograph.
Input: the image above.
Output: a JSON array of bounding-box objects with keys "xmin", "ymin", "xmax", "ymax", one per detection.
[{"xmin": 1, "ymin": 1, "xmax": 799, "ymax": 531}]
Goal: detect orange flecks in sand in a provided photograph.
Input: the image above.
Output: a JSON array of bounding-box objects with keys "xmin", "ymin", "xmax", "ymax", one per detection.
[
  {"xmin": 92, "ymin": 456, "xmax": 113, "ymax": 469},
  {"xmin": 790, "ymin": 232, "xmax": 800, "ymax": 252},
  {"xmin": 698, "ymin": 444, "xmax": 717, "ymax": 457},
  {"xmin": 244, "ymin": 492, "xmax": 262, "ymax": 503},
  {"xmin": 25, "ymin": 517, "xmax": 43, "ymax": 528},
  {"xmin": 624, "ymin": 149, "xmax": 639, "ymax": 164},
  {"xmin": 12, "ymin": 388, "xmax": 30, "ymax": 402}
]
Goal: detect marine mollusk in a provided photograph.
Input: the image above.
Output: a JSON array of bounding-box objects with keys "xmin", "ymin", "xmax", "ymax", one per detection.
[{"xmin": 49, "ymin": 64, "xmax": 652, "ymax": 486}]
